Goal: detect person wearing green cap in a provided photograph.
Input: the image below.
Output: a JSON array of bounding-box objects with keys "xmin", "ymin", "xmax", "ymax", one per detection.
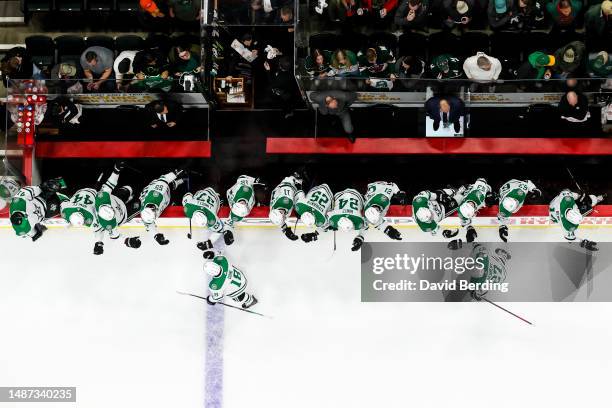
[
  {"xmin": 517, "ymin": 51, "xmax": 556, "ymax": 80},
  {"xmin": 588, "ymin": 51, "xmax": 612, "ymax": 78},
  {"xmin": 429, "ymin": 54, "xmax": 462, "ymax": 79},
  {"xmin": 488, "ymin": 0, "xmax": 514, "ymax": 29}
]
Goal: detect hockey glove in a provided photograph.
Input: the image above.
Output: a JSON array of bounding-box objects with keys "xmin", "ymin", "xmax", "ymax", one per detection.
[
  {"xmin": 155, "ymin": 233, "xmax": 170, "ymax": 245},
  {"xmin": 352, "ymin": 235, "xmax": 365, "ymax": 251},
  {"xmin": 282, "ymin": 225, "xmax": 299, "ymax": 241},
  {"xmin": 580, "ymin": 239, "xmax": 598, "ymax": 252},
  {"xmin": 114, "ymin": 161, "xmax": 125, "ymax": 172},
  {"xmin": 197, "ymin": 240, "xmax": 213, "ymax": 251},
  {"xmin": 499, "ymin": 225, "xmax": 508, "ymax": 243},
  {"xmin": 448, "ymin": 239, "xmax": 463, "ymax": 250},
  {"xmin": 393, "ymin": 191, "xmax": 408, "ymax": 205},
  {"xmin": 223, "ymin": 230, "xmax": 235, "ymax": 246},
  {"xmin": 203, "ymin": 250, "xmax": 215, "ymax": 260},
  {"xmin": 31, "ymin": 224, "xmax": 46, "ymax": 242},
  {"xmin": 93, "ymin": 241, "xmax": 104, "ymax": 255},
  {"xmin": 301, "ymin": 231, "xmax": 319, "ymax": 243},
  {"xmin": 206, "ymin": 296, "xmax": 217, "ymax": 306},
  {"xmin": 484, "ymin": 192, "xmax": 498, "ymax": 207},
  {"xmin": 384, "ymin": 225, "xmax": 402, "ymax": 240},
  {"xmin": 466, "ymin": 226, "xmax": 477, "ymax": 243},
  {"xmin": 529, "ymin": 188, "xmax": 542, "ymax": 199},
  {"xmin": 442, "ymin": 229, "xmax": 459, "ymax": 239},
  {"xmin": 124, "ymin": 236, "xmax": 142, "ymax": 249}
]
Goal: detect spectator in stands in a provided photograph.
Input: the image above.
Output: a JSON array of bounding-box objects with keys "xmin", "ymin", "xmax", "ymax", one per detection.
[
  {"xmin": 394, "ymin": 0, "xmax": 430, "ymax": 29},
  {"xmin": 51, "ymin": 97, "xmax": 82, "ymax": 126},
  {"xmin": 145, "ymin": 99, "xmax": 182, "ymax": 129},
  {"xmin": 0, "ymin": 47, "xmax": 43, "ymax": 80},
  {"xmin": 114, "ymin": 50, "xmax": 137, "ymax": 91},
  {"xmin": 357, "ymin": 46, "xmax": 395, "ymax": 78},
  {"xmin": 168, "ymin": 0, "xmax": 201, "ymax": 22},
  {"xmin": 546, "ymin": 0, "xmax": 582, "ymax": 29},
  {"xmin": 588, "ymin": 51, "xmax": 612, "ymax": 78},
  {"xmin": 441, "ymin": 0, "xmax": 476, "ymax": 28},
  {"xmin": 229, "ymin": 33, "xmax": 259, "ymax": 84},
  {"xmin": 327, "ymin": 0, "xmax": 352, "ymax": 22},
  {"xmin": 429, "ymin": 54, "xmax": 462, "ymax": 79},
  {"xmin": 329, "ymin": 49, "xmax": 359, "ymax": 77},
  {"xmin": 80, "ymin": 46, "xmax": 115, "ymax": 93},
  {"xmin": 355, "ymin": 0, "xmax": 398, "ymax": 20},
  {"xmin": 170, "ymin": 44, "xmax": 201, "ymax": 77},
  {"xmin": 585, "ymin": 0, "xmax": 612, "ymax": 37},
  {"xmin": 425, "ymin": 95, "xmax": 465, "ymax": 133},
  {"xmin": 264, "ymin": 56, "xmax": 296, "ymax": 119},
  {"xmin": 553, "ymin": 41, "xmax": 585, "ymax": 78},
  {"xmin": 558, "ymin": 91, "xmax": 590, "ymax": 123},
  {"xmin": 277, "ymin": 5, "xmax": 295, "ymax": 30},
  {"xmin": 310, "ymin": 90, "xmax": 358, "ymax": 142},
  {"xmin": 517, "ymin": 51, "xmax": 556, "ymax": 80},
  {"xmin": 507, "ymin": 0, "xmax": 545, "ymax": 31},
  {"xmin": 305, "ymin": 49, "xmax": 333, "ymax": 78},
  {"xmin": 488, "ymin": 0, "xmax": 514, "ymax": 29},
  {"xmin": 393, "ymin": 55, "xmax": 426, "ymax": 89},
  {"xmin": 140, "ymin": 0, "xmax": 165, "ymax": 17},
  {"xmin": 131, "ymin": 49, "xmax": 172, "ymax": 92},
  {"xmin": 463, "ymin": 52, "xmax": 502, "ymax": 91},
  {"xmin": 250, "ymin": 0, "xmax": 269, "ymax": 23},
  {"xmin": 49, "ymin": 62, "xmax": 82, "ymax": 94}
]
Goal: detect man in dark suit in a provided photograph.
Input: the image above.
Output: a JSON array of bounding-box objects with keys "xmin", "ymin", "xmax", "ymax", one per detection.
[
  {"xmin": 425, "ymin": 95, "xmax": 465, "ymax": 133},
  {"xmin": 310, "ymin": 90, "xmax": 358, "ymax": 142},
  {"xmin": 145, "ymin": 100, "xmax": 182, "ymax": 129}
]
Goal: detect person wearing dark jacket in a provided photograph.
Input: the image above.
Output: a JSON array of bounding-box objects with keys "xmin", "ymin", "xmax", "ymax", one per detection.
[
  {"xmin": 553, "ymin": 41, "xmax": 586, "ymax": 77},
  {"xmin": 264, "ymin": 56, "xmax": 297, "ymax": 119},
  {"xmin": 488, "ymin": 0, "xmax": 514, "ymax": 29},
  {"xmin": 52, "ymin": 98, "xmax": 82, "ymax": 126},
  {"xmin": 585, "ymin": 0, "xmax": 612, "ymax": 38},
  {"xmin": 507, "ymin": 0, "xmax": 545, "ymax": 31},
  {"xmin": 310, "ymin": 90, "xmax": 358, "ymax": 142},
  {"xmin": 440, "ymin": 0, "xmax": 476, "ymax": 28},
  {"xmin": 0, "ymin": 47, "xmax": 39, "ymax": 80},
  {"xmin": 145, "ymin": 100, "xmax": 182, "ymax": 129},
  {"xmin": 558, "ymin": 91, "xmax": 590, "ymax": 123},
  {"xmin": 425, "ymin": 95, "xmax": 465, "ymax": 133},
  {"xmin": 394, "ymin": 0, "xmax": 430, "ymax": 29}
]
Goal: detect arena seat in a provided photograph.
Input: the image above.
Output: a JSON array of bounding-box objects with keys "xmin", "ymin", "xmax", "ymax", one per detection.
[
  {"xmin": 145, "ymin": 33, "xmax": 173, "ymax": 55},
  {"xmin": 55, "ymin": 35, "xmax": 86, "ymax": 64},
  {"xmin": 266, "ymin": 138, "xmax": 612, "ymax": 155},
  {"xmin": 308, "ymin": 33, "xmax": 340, "ymax": 52},
  {"xmin": 458, "ymin": 32, "xmax": 490, "ymax": 58},
  {"xmin": 427, "ymin": 31, "xmax": 460, "ymax": 58},
  {"xmin": 24, "ymin": 0, "xmax": 53, "ymax": 12},
  {"xmin": 87, "ymin": 0, "xmax": 116, "ymax": 11},
  {"xmin": 398, "ymin": 32, "xmax": 427, "ymax": 58},
  {"xmin": 116, "ymin": 0, "xmax": 138, "ymax": 11},
  {"xmin": 115, "ymin": 34, "xmax": 145, "ymax": 52},
  {"xmin": 85, "ymin": 35, "xmax": 116, "ymax": 51},
  {"xmin": 55, "ymin": 0, "xmax": 84, "ymax": 11},
  {"xmin": 368, "ymin": 32, "xmax": 398, "ymax": 55},
  {"xmin": 25, "ymin": 35, "xmax": 56, "ymax": 69}
]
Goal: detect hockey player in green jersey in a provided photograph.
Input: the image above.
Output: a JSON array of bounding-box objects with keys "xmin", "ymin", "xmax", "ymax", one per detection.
[
  {"xmin": 294, "ymin": 183, "xmax": 334, "ymax": 243},
  {"xmin": 139, "ymin": 170, "xmax": 185, "ymax": 246},
  {"xmin": 0, "ymin": 176, "xmax": 22, "ymax": 212},
  {"xmin": 226, "ymin": 175, "xmax": 262, "ymax": 227},
  {"xmin": 497, "ymin": 179, "xmax": 541, "ymax": 242},
  {"xmin": 457, "ymin": 178, "xmax": 496, "ymax": 243},
  {"xmin": 328, "ymin": 188, "xmax": 367, "ymax": 250},
  {"xmin": 549, "ymin": 189, "xmax": 604, "ymax": 251},
  {"xmin": 183, "ymin": 186, "xmax": 234, "ymax": 257},
  {"xmin": 268, "ymin": 174, "xmax": 304, "ymax": 241},
  {"xmin": 60, "ymin": 187, "xmax": 98, "ymax": 228},
  {"xmin": 363, "ymin": 181, "xmax": 404, "ymax": 244},
  {"xmin": 469, "ymin": 244, "xmax": 511, "ymax": 301},
  {"xmin": 9, "ymin": 177, "xmax": 66, "ymax": 241},
  {"xmin": 93, "ymin": 163, "xmax": 141, "ymax": 255},
  {"xmin": 412, "ymin": 188, "xmax": 461, "ymax": 238},
  {"xmin": 204, "ymin": 254, "xmax": 258, "ymax": 309}
]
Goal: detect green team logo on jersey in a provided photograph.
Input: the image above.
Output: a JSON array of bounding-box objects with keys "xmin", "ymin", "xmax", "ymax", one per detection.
[
  {"xmin": 499, "ymin": 188, "xmax": 526, "ymax": 218},
  {"xmin": 95, "ymin": 191, "xmax": 117, "ymax": 230},
  {"xmin": 412, "ymin": 195, "xmax": 437, "ymax": 232},
  {"xmin": 560, "ymin": 196, "xmax": 579, "ymax": 232},
  {"xmin": 9, "ymin": 197, "xmax": 33, "ymax": 236}
]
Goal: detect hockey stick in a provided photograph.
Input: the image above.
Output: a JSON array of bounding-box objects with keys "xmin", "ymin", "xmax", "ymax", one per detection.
[
  {"xmin": 481, "ymin": 297, "xmax": 533, "ymax": 326},
  {"xmin": 566, "ymin": 167, "xmax": 583, "ymax": 193},
  {"xmin": 176, "ymin": 291, "xmax": 269, "ymax": 318},
  {"xmin": 186, "ymin": 172, "xmax": 193, "ymax": 239}
]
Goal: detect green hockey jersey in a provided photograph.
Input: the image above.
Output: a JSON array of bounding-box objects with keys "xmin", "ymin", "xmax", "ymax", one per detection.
[
  {"xmin": 498, "ymin": 179, "xmax": 536, "ymax": 219},
  {"xmin": 412, "ymin": 190, "xmax": 445, "ymax": 234},
  {"xmin": 364, "ymin": 181, "xmax": 398, "ymax": 219},
  {"xmin": 328, "ymin": 189, "xmax": 365, "ymax": 230},
  {"xmin": 227, "ymin": 175, "xmax": 256, "ymax": 222},
  {"xmin": 549, "ymin": 190, "xmax": 580, "ymax": 238},
  {"xmin": 458, "ymin": 179, "xmax": 491, "ymax": 223},
  {"xmin": 61, "ymin": 188, "xmax": 97, "ymax": 227},
  {"xmin": 208, "ymin": 255, "xmax": 248, "ymax": 301},
  {"xmin": 9, "ymin": 186, "xmax": 46, "ymax": 237},
  {"xmin": 270, "ymin": 176, "xmax": 303, "ymax": 213},
  {"xmin": 294, "ymin": 184, "xmax": 334, "ymax": 228},
  {"xmin": 139, "ymin": 176, "xmax": 173, "ymax": 221},
  {"xmin": 183, "ymin": 187, "xmax": 224, "ymax": 232}
]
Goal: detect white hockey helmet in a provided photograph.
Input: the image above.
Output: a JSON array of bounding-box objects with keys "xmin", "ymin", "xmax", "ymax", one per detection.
[
  {"xmin": 300, "ymin": 211, "xmax": 316, "ymax": 227},
  {"xmin": 501, "ymin": 197, "xmax": 519, "ymax": 214},
  {"xmin": 68, "ymin": 211, "xmax": 85, "ymax": 227},
  {"xmin": 337, "ymin": 217, "xmax": 354, "ymax": 231},
  {"xmin": 0, "ymin": 197, "xmax": 7, "ymax": 211},
  {"xmin": 232, "ymin": 199, "xmax": 249, "ymax": 217},
  {"xmin": 364, "ymin": 205, "xmax": 382, "ymax": 224},
  {"xmin": 140, "ymin": 205, "xmax": 157, "ymax": 224},
  {"xmin": 269, "ymin": 208, "xmax": 287, "ymax": 226},
  {"xmin": 415, "ymin": 207, "xmax": 433, "ymax": 223},
  {"xmin": 98, "ymin": 204, "xmax": 115, "ymax": 221},
  {"xmin": 192, "ymin": 210, "xmax": 207, "ymax": 226},
  {"xmin": 565, "ymin": 208, "xmax": 583, "ymax": 225},
  {"xmin": 203, "ymin": 261, "xmax": 222, "ymax": 277},
  {"xmin": 459, "ymin": 202, "xmax": 476, "ymax": 219}
]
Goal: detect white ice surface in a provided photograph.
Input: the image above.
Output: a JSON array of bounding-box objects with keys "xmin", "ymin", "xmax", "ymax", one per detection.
[{"xmin": 1, "ymin": 222, "xmax": 612, "ymax": 408}]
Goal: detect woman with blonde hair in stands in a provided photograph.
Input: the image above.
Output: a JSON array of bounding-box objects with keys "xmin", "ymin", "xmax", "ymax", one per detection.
[{"xmin": 329, "ymin": 49, "xmax": 359, "ymax": 77}]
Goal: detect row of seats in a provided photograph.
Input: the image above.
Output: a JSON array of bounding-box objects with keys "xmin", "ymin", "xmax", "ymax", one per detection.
[
  {"xmin": 308, "ymin": 30, "xmax": 608, "ymax": 61},
  {"xmin": 22, "ymin": 0, "xmax": 138, "ymax": 13},
  {"xmin": 25, "ymin": 33, "xmax": 200, "ymax": 68}
]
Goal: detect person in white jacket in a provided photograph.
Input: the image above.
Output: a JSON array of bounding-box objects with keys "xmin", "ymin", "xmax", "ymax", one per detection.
[{"xmin": 463, "ymin": 52, "xmax": 502, "ymax": 91}]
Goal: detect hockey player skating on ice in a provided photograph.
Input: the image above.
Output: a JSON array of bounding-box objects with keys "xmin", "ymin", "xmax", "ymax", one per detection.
[
  {"xmin": 412, "ymin": 188, "xmax": 461, "ymax": 237},
  {"xmin": 183, "ymin": 187, "xmax": 234, "ymax": 257},
  {"xmin": 9, "ymin": 177, "xmax": 66, "ymax": 241},
  {"xmin": 268, "ymin": 174, "xmax": 305, "ymax": 241},
  {"xmin": 93, "ymin": 163, "xmax": 141, "ymax": 255},
  {"xmin": 204, "ymin": 254, "xmax": 258, "ymax": 309},
  {"xmin": 497, "ymin": 179, "xmax": 541, "ymax": 242},
  {"xmin": 139, "ymin": 170, "xmax": 185, "ymax": 246},
  {"xmin": 457, "ymin": 178, "xmax": 495, "ymax": 243},
  {"xmin": 294, "ymin": 183, "xmax": 334, "ymax": 243},
  {"xmin": 549, "ymin": 189, "xmax": 604, "ymax": 251},
  {"xmin": 0, "ymin": 176, "xmax": 22, "ymax": 212},
  {"xmin": 363, "ymin": 181, "xmax": 404, "ymax": 244}
]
